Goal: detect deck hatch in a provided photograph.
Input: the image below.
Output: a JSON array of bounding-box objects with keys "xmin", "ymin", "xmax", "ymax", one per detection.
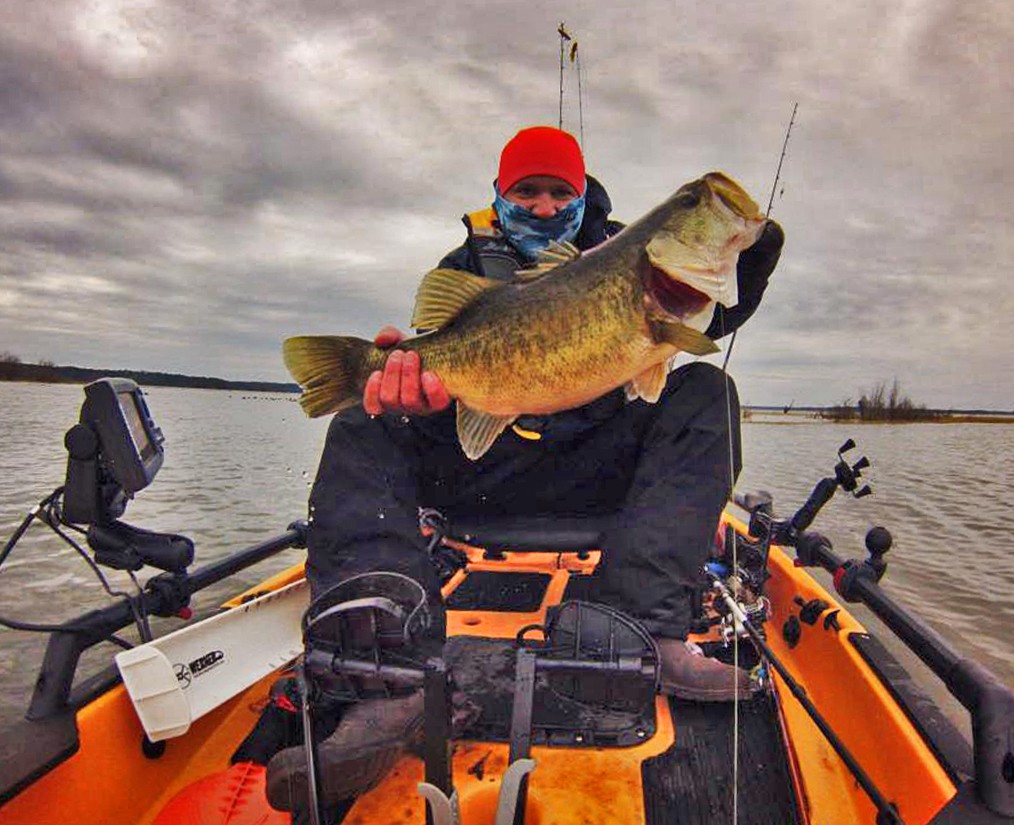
[{"xmin": 445, "ymin": 571, "xmax": 551, "ymax": 612}]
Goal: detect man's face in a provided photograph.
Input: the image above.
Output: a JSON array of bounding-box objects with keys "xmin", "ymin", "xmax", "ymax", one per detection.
[{"xmin": 504, "ymin": 175, "xmax": 579, "ymax": 219}]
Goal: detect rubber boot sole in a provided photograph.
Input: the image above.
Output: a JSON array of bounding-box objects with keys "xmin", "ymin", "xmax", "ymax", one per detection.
[
  {"xmin": 265, "ymin": 736, "xmax": 406, "ymax": 812},
  {"xmin": 660, "ymin": 680, "xmax": 755, "ymax": 702}
]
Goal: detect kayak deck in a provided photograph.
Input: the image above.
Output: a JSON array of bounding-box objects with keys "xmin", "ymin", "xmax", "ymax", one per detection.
[
  {"xmin": 644, "ymin": 695, "xmax": 800, "ymax": 825},
  {"xmin": 0, "ymin": 515, "xmax": 969, "ymax": 825}
]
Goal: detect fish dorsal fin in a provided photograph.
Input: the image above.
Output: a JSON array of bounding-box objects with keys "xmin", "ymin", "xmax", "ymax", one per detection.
[
  {"xmin": 625, "ymin": 362, "xmax": 669, "ymax": 403},
  {"xmin": 646, "ymin": 233, "xmax": 738, "ymax": 308},
  {"xmin": 456, "ymin": 403, "xmax": 516, "ymax": 461},
  {"xmin": 411, "ymin": 268, "xmax": 504, "ymax": 329},
  {"xmin": 649, "ymin": 319, "xmax": 720, "ymax": 356},
  {"xmin": 514, "ymin": 240, "xmax": 581, "ymax": 282}
]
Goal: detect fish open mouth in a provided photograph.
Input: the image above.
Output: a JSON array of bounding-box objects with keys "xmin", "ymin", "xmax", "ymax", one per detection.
[{"xmin": 644, "ymin": 263, "xmax": 712, "ymax": 321}]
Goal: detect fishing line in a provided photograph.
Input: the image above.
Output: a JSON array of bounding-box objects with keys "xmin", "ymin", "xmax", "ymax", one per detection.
[
  {"xmin": 720, "ymin": 102, "xmax": 797, "ymax": 372},
  {"xmin": 718, "ymin": 308, "xmax": 741, "ymax": 825},
  {"xmin": 719, "ymin": 101, "xmax": 798, "ymax": 825}
]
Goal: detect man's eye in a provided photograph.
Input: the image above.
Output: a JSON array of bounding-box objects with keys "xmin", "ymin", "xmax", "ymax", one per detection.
[{"xmin": 552, "ymin": 189, "xmax": 574, "ymax": 200}]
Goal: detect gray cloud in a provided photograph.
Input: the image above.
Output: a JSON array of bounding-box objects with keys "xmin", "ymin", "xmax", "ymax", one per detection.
[{"xmin": 0, "ymin": 0, "xmax": 1011, "ymax": 409}]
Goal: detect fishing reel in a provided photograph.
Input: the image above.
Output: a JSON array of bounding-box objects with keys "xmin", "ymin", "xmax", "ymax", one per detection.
[
  {"xmin": 708, "ymin": 527, "xmax": 772, "ymax": 641},
  {"xmin": 716, "ymin": 589, "xmax": 771, "ymax": 647}
]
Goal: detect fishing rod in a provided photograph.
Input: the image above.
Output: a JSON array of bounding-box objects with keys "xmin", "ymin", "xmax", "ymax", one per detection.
[
  {"xmin": 556, "ymin": 23, "xmax": 585, "ymax": 149},
  {"xmin": 765, "ymin": 101, "xmax": 798, "ymax": 218},
  {"xmin": 721, "ymin": 101, "xmax": 798, "ymax": 373},
  {"xmin": 714, "ymin": 442, "xmax": 911, "ymax": 825},
  {"xmin": 557, "ymin": 23, "xmax": 570, "ymax": 131},
  {"xmin": 710, "ymin": 555, "xmax": 905, "ymax": 825}
]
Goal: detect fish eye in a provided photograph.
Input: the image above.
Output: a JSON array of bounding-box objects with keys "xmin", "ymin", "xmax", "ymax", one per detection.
[{"xmin": 676, "ymin": 189, "xmax": 700, "ymax": 208}]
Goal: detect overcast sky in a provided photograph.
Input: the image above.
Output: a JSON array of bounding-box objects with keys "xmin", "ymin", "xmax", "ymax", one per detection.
[{"xmin": 1, "ymin": 0, "xmax": 1011, "ymax": 409}]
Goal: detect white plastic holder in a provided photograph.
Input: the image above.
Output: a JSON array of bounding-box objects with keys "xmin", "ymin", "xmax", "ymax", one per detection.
[{"xmin": 115, "ymin": 578, "xmax": 309, "ymax": 742}]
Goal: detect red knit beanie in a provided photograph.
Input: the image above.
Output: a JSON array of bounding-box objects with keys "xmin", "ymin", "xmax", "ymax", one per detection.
[{"xmin": 497, "ymin": 126, "xmax": 586, "ymax": 196}]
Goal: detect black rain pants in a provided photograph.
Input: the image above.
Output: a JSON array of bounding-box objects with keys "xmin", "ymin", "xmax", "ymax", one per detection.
[{"xmin": 305, "ymin": 362, "xmax": 741, "ymax": 643}]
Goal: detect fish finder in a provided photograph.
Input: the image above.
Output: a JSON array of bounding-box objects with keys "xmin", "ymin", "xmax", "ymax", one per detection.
[{"xmin": 62, "ymin": 378, "xmax": 165, "ymax": 525}]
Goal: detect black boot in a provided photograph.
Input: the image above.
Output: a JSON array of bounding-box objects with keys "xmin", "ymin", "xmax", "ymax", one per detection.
[{"xmin": 265, "ymin": 689, "xmax": 424, "ymax": 812}]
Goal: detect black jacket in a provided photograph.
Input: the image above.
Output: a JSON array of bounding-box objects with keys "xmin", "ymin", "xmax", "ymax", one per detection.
[
  {"xmin": 419, "ymin": 175, "xmax": 778, "ymax": 443},
  {"xmin": 437, "ymin": 174, "xmax": 774, "ymax": 338}
]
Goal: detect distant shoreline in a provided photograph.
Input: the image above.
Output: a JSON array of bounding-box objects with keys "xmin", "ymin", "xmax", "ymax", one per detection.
[
  {"xmin": 2, "ymin": 367, "xmax": 1010, "ymax": 419},
  {"xmin": 0, "ymin": 363, "xmax": 298, "ymax": 394},
  {"xmin": 744, "ymin": 408, "xmax": 1014, "ymax": 424}
]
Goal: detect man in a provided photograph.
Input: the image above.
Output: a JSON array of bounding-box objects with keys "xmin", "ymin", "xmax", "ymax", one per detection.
[{"xmin": 267, "ymin": 126, "xmax": 784, "ymax": 811}]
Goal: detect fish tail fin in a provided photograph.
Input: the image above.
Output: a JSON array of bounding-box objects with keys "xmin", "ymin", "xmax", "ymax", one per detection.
[{"xmin": 283, "ymin": 335, "xmax": 374, "ymax": 417}]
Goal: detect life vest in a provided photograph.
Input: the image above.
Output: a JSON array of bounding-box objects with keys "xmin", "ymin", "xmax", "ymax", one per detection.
[{"xmin": 461, "ymin": 207, "xmax": 526, "ymax": 282}]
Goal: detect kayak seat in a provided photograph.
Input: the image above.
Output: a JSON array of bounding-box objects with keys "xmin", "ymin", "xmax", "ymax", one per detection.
[
  {"xmin": 440, "ymin": 514, "xmax": 607, "ymax": 554},
  {"xmin": 437, "ymin": 513, "xmax": 714, "ymax": 631},
  {"xmin": 445, "ymin": 600, "xmax": 660, "ymax": 749},
  {"xmin": 303, "ymin": 572, "xmax": 433, "ymax": 702},
  {"xmin": 304, "ymin": 571, "xmax": 431, "ymax": 653}
]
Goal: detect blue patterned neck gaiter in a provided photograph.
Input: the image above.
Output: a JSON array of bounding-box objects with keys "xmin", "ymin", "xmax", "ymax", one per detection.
[{"xmin": 493, "ymin": 190, "xmax": 586, "ymax": 263}]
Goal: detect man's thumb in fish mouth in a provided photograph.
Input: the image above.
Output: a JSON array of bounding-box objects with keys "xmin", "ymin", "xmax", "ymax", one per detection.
[{"xmin": 738, "ymin": 220, "xmax": 784, "ymax": 284}]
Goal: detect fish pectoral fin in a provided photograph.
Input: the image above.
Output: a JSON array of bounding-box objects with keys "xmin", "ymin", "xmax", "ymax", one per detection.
[
  {"xmin": 650, "ymin": 320, "xmax": 720, "ymax": 356},
  {"xmin": 411, "ymin": 268, "xmax": 505, "ymax": 329},
  {"xmin": 627, "ymin": 362, "xmax": 669, "ymax": 403},
  {"xmin": 514, "ymin": 240, "xmax": 581, "ymax": 282},
  {"xmin": 456, "ymin": 404, "xmax": 516, "ymax": 461}
]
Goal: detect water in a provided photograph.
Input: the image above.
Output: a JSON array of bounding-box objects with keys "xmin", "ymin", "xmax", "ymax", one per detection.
[
  {"xmin": 0, "ymin": 383, "xmax": 330, "ymax": 727},
  {"xmin": 1, "ymin": 385, "xmax": 1012, "ymax": 739}
]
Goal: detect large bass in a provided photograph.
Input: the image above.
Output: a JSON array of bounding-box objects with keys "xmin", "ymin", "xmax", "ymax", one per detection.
[{"xmin": 284, "ymin": 172, "xmax": 765, "ymax": 459}]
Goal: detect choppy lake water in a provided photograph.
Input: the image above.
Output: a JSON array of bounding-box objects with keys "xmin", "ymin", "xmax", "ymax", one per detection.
[{"xmin": 1, "ymin": 383, "xmax": 1011, "ymax": 738}]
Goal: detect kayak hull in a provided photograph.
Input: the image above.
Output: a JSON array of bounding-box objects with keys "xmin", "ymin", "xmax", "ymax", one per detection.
[{"xmin": 0, "ymin": 512, "xmax": 988, "ymax": 825}]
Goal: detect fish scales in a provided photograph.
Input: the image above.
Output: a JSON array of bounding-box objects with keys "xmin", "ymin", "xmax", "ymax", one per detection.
[{"xmin": 399, "ymin": 258, "xmax": 647, "ymax": 414}]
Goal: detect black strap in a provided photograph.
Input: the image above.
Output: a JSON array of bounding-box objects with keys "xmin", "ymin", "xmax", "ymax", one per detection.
[{"xmin": 461, "ymin": 214, "xmax": 488, "ymax": 278}]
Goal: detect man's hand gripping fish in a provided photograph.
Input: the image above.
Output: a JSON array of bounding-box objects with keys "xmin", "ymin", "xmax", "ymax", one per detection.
[{"xmin": 283, "ymin": 172, "xmax": 765, "ymax": 460}]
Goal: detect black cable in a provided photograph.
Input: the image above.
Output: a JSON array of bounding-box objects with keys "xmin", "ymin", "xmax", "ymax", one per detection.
[
  {"xmin": 0, "ymin": 487, "xmax": 142, "ymax": 643},
  {"xmin": 128, "ymin": 570, "xmax": 154, "ymax": 642},
  {"xmin": 0, "ymin": 489, "xmax": 61, "ymax": 567},
  {"xmin": 41, "ymin": 511, "xmax": 131, "ymax": 601}
]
